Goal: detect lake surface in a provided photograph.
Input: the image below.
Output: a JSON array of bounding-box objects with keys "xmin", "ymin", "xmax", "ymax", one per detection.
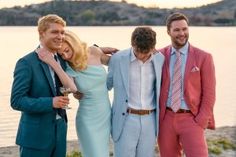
[{"xmin": 0, "ymin": 26, "xmax": 236, "ymax": 147}]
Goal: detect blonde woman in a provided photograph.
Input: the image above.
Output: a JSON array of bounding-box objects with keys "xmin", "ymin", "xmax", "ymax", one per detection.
[{"xmin": 38, "ymin": 30, "xmax": 112, "ymax": 157}]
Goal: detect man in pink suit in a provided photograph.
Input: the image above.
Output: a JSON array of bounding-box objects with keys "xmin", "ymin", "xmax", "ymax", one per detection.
[{"xmin": 158, "ymin": 12, "xmax": 216, "ymax": 157}]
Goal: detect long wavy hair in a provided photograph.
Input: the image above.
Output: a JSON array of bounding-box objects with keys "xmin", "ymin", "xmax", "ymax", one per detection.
[{"xmin": 64, "ymin": 30, "xmax": 88, "ymax": 71}]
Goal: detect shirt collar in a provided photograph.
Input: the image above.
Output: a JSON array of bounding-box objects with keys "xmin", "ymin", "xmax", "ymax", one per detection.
[
  {"xmin": 130, "ymin": 47, "xmax": 153, "ymax": 63},
  {"xmin": 171, "ymin": 42, "xmax": 189, "ymax": 56}
]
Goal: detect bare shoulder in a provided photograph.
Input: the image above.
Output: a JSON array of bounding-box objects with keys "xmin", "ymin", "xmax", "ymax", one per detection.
[
  {"xmin": 89, "ymin": 46, "xmax": 103, "ymax": 57},
  {"xmin": 87, "ymin": 46, "xmax": 105, "ymax": 65}
]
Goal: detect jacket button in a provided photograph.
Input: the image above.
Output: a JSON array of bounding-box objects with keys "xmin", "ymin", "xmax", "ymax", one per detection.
[
  {"xmin": 125, "ymin": 100, "xmax": 128, "ymax": 103},
  {"xmin": 122, "ymin": 113, "xmax": 125, "ymax": 116}
]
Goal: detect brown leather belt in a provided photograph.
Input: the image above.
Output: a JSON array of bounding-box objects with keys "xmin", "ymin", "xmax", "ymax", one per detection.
[
  {"xmin": 127, "ymin": 108, "xmax": 155, "ymax": 115},
  {"xmin": 166, "ymin": 107, "xmax": 191, "ymax": 113}
]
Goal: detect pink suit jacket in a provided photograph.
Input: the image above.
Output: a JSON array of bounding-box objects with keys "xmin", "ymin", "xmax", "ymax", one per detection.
[{"xmin": 159, "ymin": 44, "xmax": 216, "ymax": 129}]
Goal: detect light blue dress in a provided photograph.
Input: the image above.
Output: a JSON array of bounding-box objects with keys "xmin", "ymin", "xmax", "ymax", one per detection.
[{"xmin": 66, "ymin": 64, "xmax": 111, "ymax": 157}]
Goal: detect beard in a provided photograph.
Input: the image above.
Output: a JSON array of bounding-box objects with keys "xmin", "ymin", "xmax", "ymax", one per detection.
[{"xmin": 172, "ymin": 35, "xmax": 189, "ymax": 49}]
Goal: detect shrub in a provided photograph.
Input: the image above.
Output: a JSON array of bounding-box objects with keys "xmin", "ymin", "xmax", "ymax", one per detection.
[
  {"xmin": 207, "ymin": 137, "xmax": 236, "ymax": 155},
  {"xmin": 66, "ymin": 151, "xmax": 82, "ymax": 157}
]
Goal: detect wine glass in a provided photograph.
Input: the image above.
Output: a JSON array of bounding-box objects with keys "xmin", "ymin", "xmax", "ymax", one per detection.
[{"xmin": 60, "ymin": 87, "xmax": 72, "ymax": 109}]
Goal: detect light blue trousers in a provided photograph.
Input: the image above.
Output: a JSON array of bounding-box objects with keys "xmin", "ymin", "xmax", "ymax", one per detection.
[{"xmin": 114, "ymin": 112, "xmax": 156, "ymax": 157}]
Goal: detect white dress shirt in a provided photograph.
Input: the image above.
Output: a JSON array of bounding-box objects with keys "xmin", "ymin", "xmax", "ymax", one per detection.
[{"xmin": 128, "ymin": 49, "xmax": 155, "ymax": 110}]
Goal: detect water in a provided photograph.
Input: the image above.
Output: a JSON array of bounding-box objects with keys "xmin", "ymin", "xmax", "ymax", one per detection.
[{"xmin": 0, "ymin": 26, "xmax": 235, "ymax": 147}]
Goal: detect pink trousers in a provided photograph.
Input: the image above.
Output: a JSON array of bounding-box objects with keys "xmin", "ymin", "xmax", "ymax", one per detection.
[{"xmin": 158, "ymin": 110, "xmax": 208, "ymax": 157}]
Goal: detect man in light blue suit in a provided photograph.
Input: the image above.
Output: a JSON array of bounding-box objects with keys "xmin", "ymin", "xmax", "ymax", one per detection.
[
  {"xmin": 10, "ymin": 14, "xmax": 70, "ymax": 157},
  {"xmin": 107, "ymin": 27, "xmax": 164, "ymax": 157}
]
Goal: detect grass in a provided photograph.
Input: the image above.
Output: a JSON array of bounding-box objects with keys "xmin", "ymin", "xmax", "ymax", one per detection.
[
  {"xmin": 66, "ymin": 150, "xmax": 114, "ymax": 157},
  {"xmin": 66, "ymin": 151, "xmax": 82, "ymax": 157},
  {"xmin": 207, "ymin": 137, "xmax": 236, "ymax": 155},
  {"xmin": 66, "ymin": 137, "xmax": 236, "ymax": 156}
]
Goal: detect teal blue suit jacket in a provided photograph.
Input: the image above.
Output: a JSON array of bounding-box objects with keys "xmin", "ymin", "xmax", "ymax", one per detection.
[
  {"xmin": 10, "ymin": 50, "xmax": 67, "ymax": 149},
  {"xmin": 107, "ymin": 48, "xmax": 164, "ymax": 142}
]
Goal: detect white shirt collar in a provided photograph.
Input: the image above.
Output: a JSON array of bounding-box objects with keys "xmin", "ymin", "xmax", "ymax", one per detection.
[{"xmin": 130, "ymin": 47, "xmax": 153, "ymax": 63}]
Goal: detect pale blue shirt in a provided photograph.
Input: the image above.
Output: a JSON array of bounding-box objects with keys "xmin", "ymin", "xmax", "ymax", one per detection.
[
  {"xmin": 167, "ymin": 43, "xmax": 189, "ymax": 110},
  {"xmin": 48, "ymin": 53, "xmax": 59, "ymax": 91}
]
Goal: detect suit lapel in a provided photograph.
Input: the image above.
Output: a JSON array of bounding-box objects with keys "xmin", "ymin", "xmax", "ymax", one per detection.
[
  {"xmin": 152, "ymin": 57, "xmax": 157, "ymax": 78},
  {"xmin": 184, "ymin": 45, "xmax": 195, "ymax": 86},
  {"xmin": 164, "ymin": 47, "xmax": 171, "ymax": 83},
  {"xmin": 152, "ymin": 55, "xmax": 159, "ymax": 80},
  {"xmin": 58, "ymin": 54, "xmax": 66, "ymax": 70},
  {"xmin": 40, "ymin": 61, "xmax": 56, "ymax": 96},
  {"xmin": 120, "ymin": 50, "xmax": 131, "ymax": 95}
]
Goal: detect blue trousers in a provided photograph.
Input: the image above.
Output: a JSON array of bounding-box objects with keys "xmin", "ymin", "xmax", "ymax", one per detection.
[
  {"xmin": 20, "ymin": 118, "xmax": 67, "ymax": 157},
  {"xmin": 114, "ymin": 112, "xmax": 156, "ymax": 157}
]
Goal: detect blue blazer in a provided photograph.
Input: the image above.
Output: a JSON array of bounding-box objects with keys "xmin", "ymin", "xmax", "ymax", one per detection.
[
  {"xmin": 107, "ymin": 48, "xmax": 164, "ymax": 142},
  {"xmin": 10, "ymin": 50, "xmax": 66, "ymax": 149}
]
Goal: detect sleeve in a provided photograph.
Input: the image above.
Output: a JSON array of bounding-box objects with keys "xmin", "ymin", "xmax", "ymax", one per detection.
[
  {"xmin": 194, "ymin": 53, "xmax": 216, "ymax": 129},
  {"xmin": 107, "ymin": 55, "xmax": 115, "ymax": 90},
  {"xmin": 10, "ymin": 58, "xmax": 53, "ymax": 113}
]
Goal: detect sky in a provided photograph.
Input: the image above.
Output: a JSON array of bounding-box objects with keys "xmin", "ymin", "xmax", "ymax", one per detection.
[{"xmin": 0, "ymin": 0, "xmax": 222, "ymax": 9}]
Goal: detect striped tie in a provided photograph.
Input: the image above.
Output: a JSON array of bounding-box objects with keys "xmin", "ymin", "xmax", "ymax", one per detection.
[{"xmin": 171, "ymin": 51, "xmax": 182, "ymax": 112}]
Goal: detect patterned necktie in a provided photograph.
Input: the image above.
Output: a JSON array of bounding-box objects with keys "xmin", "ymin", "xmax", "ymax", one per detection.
[{"xmin": 171, "ymin": 51, "xmax": 182, "ymax": 112}]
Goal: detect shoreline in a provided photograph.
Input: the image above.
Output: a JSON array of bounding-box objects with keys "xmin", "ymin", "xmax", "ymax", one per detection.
[{"xmin": 0, "ymin": 126, "xmax": 235, "ymax": 157}]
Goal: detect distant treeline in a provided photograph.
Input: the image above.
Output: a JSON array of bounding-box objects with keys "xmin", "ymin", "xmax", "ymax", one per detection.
[{"xmin": 0, "ymin": 0, "xmax": 235, "ymax": 26}]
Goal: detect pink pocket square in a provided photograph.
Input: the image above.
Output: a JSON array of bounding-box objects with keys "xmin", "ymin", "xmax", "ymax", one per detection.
[{"xmin": 191, "ymin": 66, "xmax": 199, "ymax": 72}]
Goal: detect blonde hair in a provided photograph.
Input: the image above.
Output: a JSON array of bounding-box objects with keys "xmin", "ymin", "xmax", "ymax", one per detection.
[
  {"xmin": 38, "ymin": 14, "xmax": 66, "ymax": 33},
  {"xmin": 64, "ymin": 30, "xmax": 88, "ymax": 71}
]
